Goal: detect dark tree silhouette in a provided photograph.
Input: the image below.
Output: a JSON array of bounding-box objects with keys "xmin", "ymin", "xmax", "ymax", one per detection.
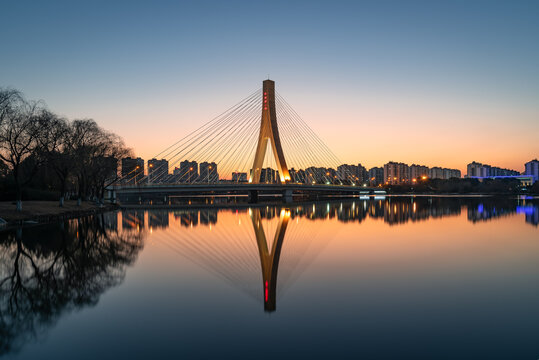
[{"xmin": 0, "ymin": 91, "xmax": 50, "ymax": 210}]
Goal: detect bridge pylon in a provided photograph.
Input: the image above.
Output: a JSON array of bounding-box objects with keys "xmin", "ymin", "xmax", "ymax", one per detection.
[
  {"xmin": 250, "ymin": 207, "xmax": 290, "ymax": 312},
  {"xmin": 249, "ymin": 80, "xmax": 291, "ymax": 184}
]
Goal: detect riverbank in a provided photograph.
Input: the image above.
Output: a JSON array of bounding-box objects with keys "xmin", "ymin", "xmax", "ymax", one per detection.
[{"xmin": 0, "ymin": 201, "xmax": 118, "ymax": 227}]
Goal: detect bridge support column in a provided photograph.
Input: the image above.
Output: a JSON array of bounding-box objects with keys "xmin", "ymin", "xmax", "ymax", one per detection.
[
  {"xmin": 249, "ymin": 80, "xmax": 290, "ymax": 184},
  {"xmin": 282, "ymin": 189, "xmax": 293, "ymax": 203},
  {"xmin": 248, "ymin": 190, "xmax": 259, "ymax": 203}
]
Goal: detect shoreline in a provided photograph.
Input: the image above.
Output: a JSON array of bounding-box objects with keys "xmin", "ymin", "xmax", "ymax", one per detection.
[
  {"xmin": 0, "ymin": 201, "xmax": 118, "ymax": 229},
  {"xmin": 1, "ymin": 194, "xmax": 536, "ymax": 229},
  {"xmin": 120, "ymin": 193, "xmax": 538, "ymax": 210}
]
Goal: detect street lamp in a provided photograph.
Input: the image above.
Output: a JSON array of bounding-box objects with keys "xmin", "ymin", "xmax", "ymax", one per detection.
[
  {"xmin": 135, "ymin": 165, "xmax": 140, "ymax": 185},
  {"xmin": 208, "ymin": 165, "xmax": 212, "ymax": 183},
  {"xmin": 189, "ymin": 167, "xmax": 193, "ymax": 184}
]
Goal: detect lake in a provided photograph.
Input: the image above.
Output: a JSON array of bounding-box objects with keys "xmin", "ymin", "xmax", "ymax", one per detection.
[{"xmin": 1, "ymin": 196, "xmax": 538, "ymax": 359}]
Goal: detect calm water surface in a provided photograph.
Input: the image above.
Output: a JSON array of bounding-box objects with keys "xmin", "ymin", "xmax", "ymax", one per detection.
[{"xmin": 1, "ymin": 197, "xmax": 538, "ymax": 359}]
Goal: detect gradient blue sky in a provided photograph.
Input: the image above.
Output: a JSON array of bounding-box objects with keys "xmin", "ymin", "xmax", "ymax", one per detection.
[{"xmin": 1, "ymin": 0, "xmax": 538, "ymax": 172}]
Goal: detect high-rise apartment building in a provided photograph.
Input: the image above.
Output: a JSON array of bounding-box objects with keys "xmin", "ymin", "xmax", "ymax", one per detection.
[
  {"xmin": 368, "ymin": 167, "xmax": 384, "ymax": 186},
  {"xmin": 337, "ymin": 164, "xmax": 366, "ymax": 184},
  {"xmin": 179, "ymin": 160, "xmax": 198, "ymax": 183},
  {"xmin": 232, "ymin": 172, "xmax": 248, "ymax": 183},
  {"xmin": 199, "ymin": 162, "xmax": 218, "ymax": 182},
  {"xmin": 383, "ymin": 162, "xmax": 410, "ymax": 185},
  {"xmin": 467, "ymin": 161, "xmax": 519, "ymax": 178},
  {"xmin": 410, "ymin": 164, "xmax": 429, "ymax": 181},
  {"xmin": 148, "ymin": 158, "xmax": 169, "ymax": 183},
  {"xmin": 525, "ymin": 159, "xmax": 539, "ymax": 183},
  {"xmin": 121, "ymin": 157, "xmax": 144, "ymax": 184}
]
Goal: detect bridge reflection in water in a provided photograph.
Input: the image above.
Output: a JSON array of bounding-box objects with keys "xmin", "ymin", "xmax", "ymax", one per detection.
[
  {"xmin": 151, "ymin": 205, "xmax": 335, "ymax": 313},
  {"xmin": 128, "ymin": 197, "xmax": 538, "ymax": 313}
]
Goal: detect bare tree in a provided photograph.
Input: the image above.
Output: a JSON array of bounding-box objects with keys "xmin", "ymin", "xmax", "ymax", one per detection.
[
  {"xmin": 1, "ymin": 89, "xmax": 133, "ymax": 207},
  {"xmin": 37, "ymin": 115, "xmax": 73, "ymax": 206},
  {"xmin": 0, "ymin": 89, "xmax": 21, "ymax": 126},
  {"xmin": 89, "ymin": 132, "xmax": 132, "ymax": 204},
  {"xmin": 70, "ymin": 119, "xmax": 102, "ymax": 204},
  {"xmin": 70, "ymin": 119, "xmax": 132, "ymax": 205},
  {"xmin": 0, "ymin": 93, "xmax": 49, "ymax": 211}
]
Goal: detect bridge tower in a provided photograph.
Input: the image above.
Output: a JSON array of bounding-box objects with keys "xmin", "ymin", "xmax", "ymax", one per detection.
[
  {"xmin": 250, "ymin": 208, "xmax": 290, "ymax": 312},
  {"xmin": 250, "ymin": 80, "xmax": 291, "ymax": 184}
]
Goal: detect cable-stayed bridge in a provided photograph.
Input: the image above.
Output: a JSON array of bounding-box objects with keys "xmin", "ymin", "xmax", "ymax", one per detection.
[{"xmin": 113, "ymin": 80, "xmax": 379, "ymax": 202}]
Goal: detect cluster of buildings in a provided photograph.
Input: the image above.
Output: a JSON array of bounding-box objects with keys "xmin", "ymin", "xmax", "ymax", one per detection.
[
  {"xmin": 120, "ymin": 156, "xmax": 539, "ymax": 186},
  {"xmin": 121, "ymin": 158, "xmax": 218, "ymax": 184},
  {"xmin": 382, "ymin": 162, "xmax": 461, "ymax": 185},
  {"xmin": 466, "ymin": 161, "xmax": 520, "ymax": 177},
  {"xmin": 466, "ymin": 159, "xmax": 538, "ymax": 186}
]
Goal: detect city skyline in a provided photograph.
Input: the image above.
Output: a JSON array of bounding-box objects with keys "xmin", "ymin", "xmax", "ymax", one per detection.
[
  {"xmin": 1, "ymin": 1, "xmax": 538, "ymax": 174},
  {"xmin": 119, "ymin": 155, "xmax": 539, "ymax": 187}
]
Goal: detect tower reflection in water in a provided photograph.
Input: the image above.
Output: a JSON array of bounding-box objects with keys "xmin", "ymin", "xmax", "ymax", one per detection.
[{"xmin": 251, "ymin": 208, "xmax": 289, "ymax": 312}]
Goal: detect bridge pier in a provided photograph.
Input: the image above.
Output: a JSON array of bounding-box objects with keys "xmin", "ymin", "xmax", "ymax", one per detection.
[
  {"xmin": 282, "ymin": 189, "xmax": 293, "ymax": 203},
  {"xmin": 248, "ymin": 190, "xmax": 259, "ymax": 203}
]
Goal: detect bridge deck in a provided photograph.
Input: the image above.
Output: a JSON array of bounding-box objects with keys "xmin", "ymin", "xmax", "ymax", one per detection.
[{"xmin": 111, "ymin": 183, "xmax": 383, "ymax": 196}]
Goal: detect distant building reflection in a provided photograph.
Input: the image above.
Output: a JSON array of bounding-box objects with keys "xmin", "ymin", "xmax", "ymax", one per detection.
[
  {"xmin": 122, "ymin": 210, "xmax": 144, "ymax": 230},
  {"xmin": 467, "ymin": 197, "xmax": 539, "ymax": 227},
  {"xmin": 525, "ymin": 208, "xmax": 539, "ymax": 227},
  {"xmin": 149, "ymin": 210, "xmax": 169, "ymax": 229},
  {"xmin": 137, "ymin": 198, "xmax": 538, "ymax": 230},
  {"xmin": 200, "ymin": 210, "xmax": 218, "ymax": 225}
]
